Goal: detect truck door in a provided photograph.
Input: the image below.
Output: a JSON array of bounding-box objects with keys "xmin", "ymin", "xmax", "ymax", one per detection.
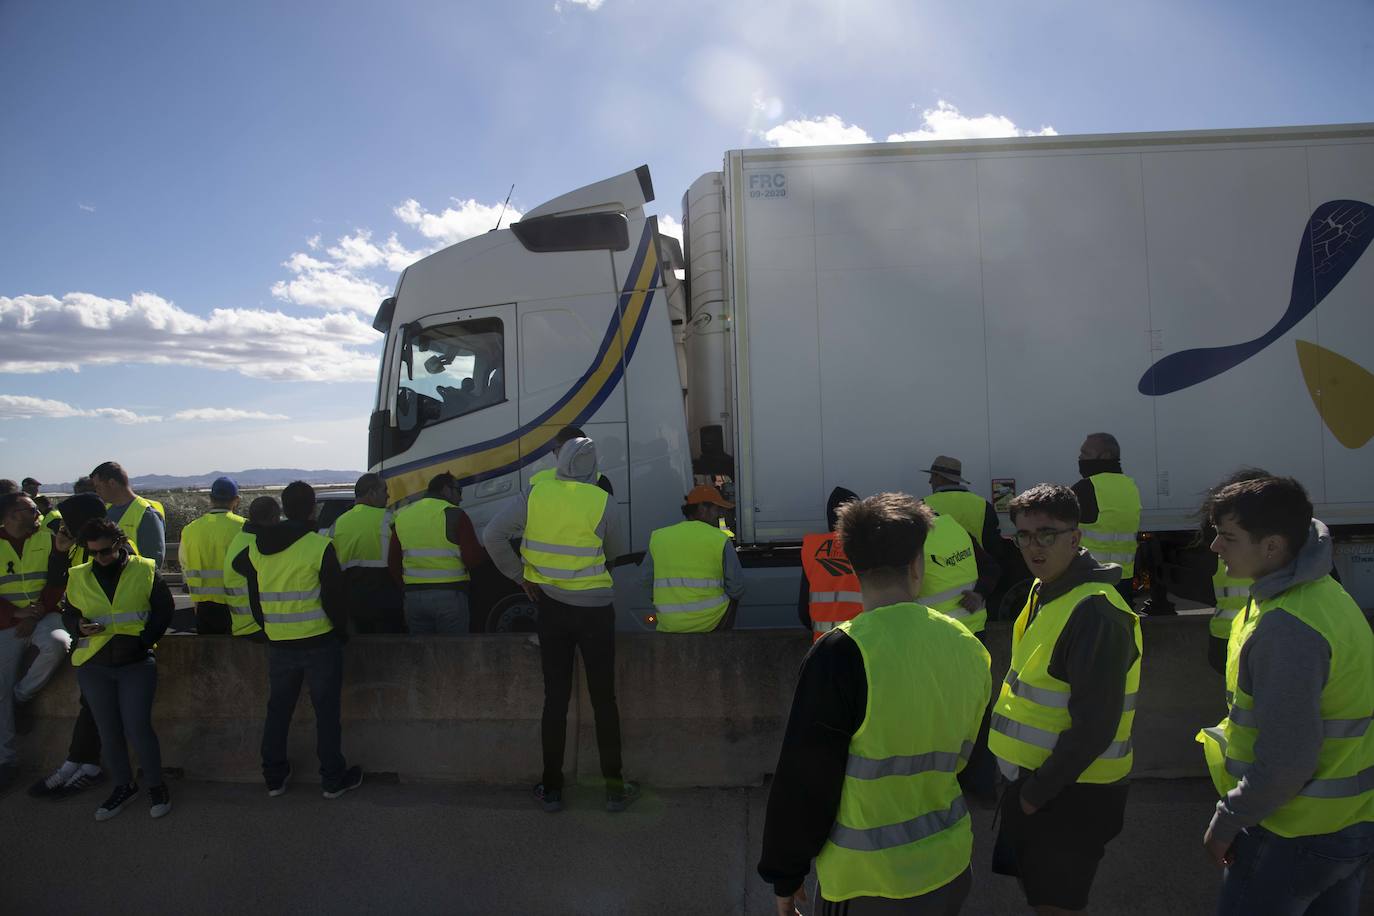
[{"xmin": 386, "ymin": 302, "xmax": 520, "ymax": 530}]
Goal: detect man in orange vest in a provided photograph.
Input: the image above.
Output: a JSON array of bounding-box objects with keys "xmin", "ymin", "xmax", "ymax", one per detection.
[{"xmin": 799, "ymin": 487, "xmax": 862, "ymax": 640}]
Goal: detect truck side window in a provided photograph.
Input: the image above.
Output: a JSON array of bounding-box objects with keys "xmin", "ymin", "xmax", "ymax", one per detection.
[{"xmin": 396, "ymin": 317, "xmax": 506, "ymax": 430}]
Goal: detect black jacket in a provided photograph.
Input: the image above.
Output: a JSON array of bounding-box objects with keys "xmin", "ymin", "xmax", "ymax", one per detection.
[{"xmin": 231, "ymin": 520, "xmax": 347, "ymax": 647}]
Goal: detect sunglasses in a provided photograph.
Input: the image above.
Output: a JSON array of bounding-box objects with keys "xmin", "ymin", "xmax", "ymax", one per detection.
[
  {"xmin": 88, "ymin": 545, "xmax": 121, "ymax": 558},
  {"xmin": 1013, "ymin": 528, "xmax": 1077, "ymax": 549}
]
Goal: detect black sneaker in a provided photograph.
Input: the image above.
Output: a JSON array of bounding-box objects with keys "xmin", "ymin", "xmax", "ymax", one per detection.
[
  {"xmin": 267, "ymin": 765, "xmax": 292, "ymax": 798},
  {"xmin": 95, "ymin": 783, "xmax": 140, "ymax": 822},
  {"xmin": 535, "ymin": 783, "xmax": 563, "ymax": 813},
  {"xmin": 149, "ymin": 784, "xmax": 172, "ymax": 818},
  {"xmin": 52, "ymin": 768, "xmax": 107, "ymax": 800},
  {"xmin": 606, "ymin": 781, "xmax": 640, "ymax": 813},
  {"xmin": 322, "ymin": 765, "xmax": 363, "ymax": 799}
]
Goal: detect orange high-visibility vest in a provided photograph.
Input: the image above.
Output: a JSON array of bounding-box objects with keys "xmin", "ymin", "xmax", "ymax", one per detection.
[{"xmin": 802, "ymin": 532, "xmax": 863, "ymax": 641}]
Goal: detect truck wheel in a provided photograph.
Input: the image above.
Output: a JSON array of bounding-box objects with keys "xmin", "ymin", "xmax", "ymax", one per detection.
[{"xmin": 486, "ymin": 593, "xmax": 540, "ymax": 633}]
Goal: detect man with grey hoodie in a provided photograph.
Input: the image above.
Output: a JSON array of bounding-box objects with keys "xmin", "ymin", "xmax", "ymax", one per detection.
[
  {"xmin": 1200, "ymin": 476, "xmax": 1374, "ymax": 914},
  {"xmin": 482, "ymin": 436, "xmax": 633, "ymax": 814}
]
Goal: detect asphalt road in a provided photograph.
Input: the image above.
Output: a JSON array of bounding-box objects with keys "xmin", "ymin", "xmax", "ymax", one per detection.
[{"xmin": 5, "ymin": 776, "xmax": 1366, "ymax": 915}]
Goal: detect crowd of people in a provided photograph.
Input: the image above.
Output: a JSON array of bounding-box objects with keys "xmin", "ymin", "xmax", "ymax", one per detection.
[{"xmin": 1, "ymin": 428, "xmax": 1371, "ymax": 915}]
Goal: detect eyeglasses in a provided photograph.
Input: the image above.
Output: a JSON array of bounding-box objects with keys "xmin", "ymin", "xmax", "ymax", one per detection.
[
  {"xmin": 88, "ymin": 545, "xmax": 120, "ymax": 558},
  {"xmin": 1013, "ymin": 528, "xmax": 1077, "ymax": 549}
]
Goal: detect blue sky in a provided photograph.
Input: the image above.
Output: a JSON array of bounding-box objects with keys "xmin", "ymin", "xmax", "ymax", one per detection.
[{"xmin": 3, "ymin": 0, "xmax": 1372, "ymax": 483}]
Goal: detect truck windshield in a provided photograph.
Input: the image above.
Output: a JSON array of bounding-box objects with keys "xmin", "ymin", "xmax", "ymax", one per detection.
[{"xmin": 396, "ymin": 317, "xmax": 505, "ymax": 430}]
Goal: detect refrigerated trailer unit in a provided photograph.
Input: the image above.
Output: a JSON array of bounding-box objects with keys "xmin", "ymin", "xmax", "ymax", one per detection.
[{"xmin": 369, "ymin": 123, "xmax": 1374, "ymax": 627}]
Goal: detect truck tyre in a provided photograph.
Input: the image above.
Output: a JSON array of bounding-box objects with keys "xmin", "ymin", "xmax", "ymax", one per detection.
[{"xmin": 486, "ymin": 592, "xmax": 540, "ymax": 633}]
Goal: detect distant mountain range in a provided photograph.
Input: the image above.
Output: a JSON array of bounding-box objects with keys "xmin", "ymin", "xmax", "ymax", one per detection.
[{"xmin": 48, "ymin": 468, "xmax": 364, "ymax": 491}]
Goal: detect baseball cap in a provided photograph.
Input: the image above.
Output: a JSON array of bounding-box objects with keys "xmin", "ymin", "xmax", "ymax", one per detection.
[
  {"xmin": 210, "ymin": 476, "xmax": 239, "ymax": 499},
  {"xmin": 685, "ymin": 484, "xmax": 734, "ymax": 508}
]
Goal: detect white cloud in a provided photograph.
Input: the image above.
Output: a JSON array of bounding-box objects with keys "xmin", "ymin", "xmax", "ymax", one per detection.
[
  {"xmin": 306, "ymin": 234, "xmax": 321, "ymax": 250},
  {"xmin": 78, "ymin": 203, "xmax": 96, "ymax": 213},
  {"xmin": 292, "ymin": 434, "xmax": 326, "ymax": 445},
  {"xmin": 762, "ymin": 115, "xmax": 874, "ymax": 147},
  {"xmin": 171, "ymin": 408, "xmax": 290, "ymax": 422},
  {"xmin": 0, "ymin": 292, "xmax": 380, "ymax": 383},
  {"xmin": 886, "ymin": 100, "xmax": 1057, "ymax": 142},
  {"xmin": 554, "ymin": 0, "xmax": 605, "ymax": 10},
  {"xmin": 0, "ymin": 394, "xmax": 161, "ymax": 424},
  {"xmin": 270, "ymin": 250, "xmax": 391, "ymax": 314},
  {"xmin": 394, "ymin": 198, "xmax": 522, "ymax": 246},
  {"xmin": 657, "ymin": 214, "xmax": 683, "ymax": 244},
  {"xmin": 325, "ymin": 229, "xmax": 423, "ymax": 273}
]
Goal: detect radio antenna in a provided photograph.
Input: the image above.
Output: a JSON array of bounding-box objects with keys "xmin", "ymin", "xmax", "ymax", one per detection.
[{"xmin": 494, "ymin": 184, "xmax": 515, "ymax": 230}]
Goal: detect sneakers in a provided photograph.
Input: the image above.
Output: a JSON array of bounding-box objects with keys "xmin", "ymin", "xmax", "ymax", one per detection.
[
  {"xmin": 322, "ymin": 765, "xmax": 363, "ymax": 799},
  {"xmin": 149, "ymin": 784, "xmax": 172, "ymax": 818},
  {"xmin": 606, "ymin": 781, "xmax": 640, "ymax": 813},
  {"xmin": 267, "ymin": 764, "xmax": 292, "ymax": 798},
  {"xmin": 95, "ymin": 783, "xmax": 140, "ymax": 822},
  {"xmin": 535, "ymin": 783, "xmax": 563, "ymax": 813}
]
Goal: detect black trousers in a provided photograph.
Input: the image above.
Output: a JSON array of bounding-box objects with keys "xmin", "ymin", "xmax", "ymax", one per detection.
[
  {"xmin": 262, "ymin": 641, "xmax": 346, "ymax": 787},
  {"xmin": 195, "ymin": 601, "xmax": 232, "ymax": 635},
  {"xmin": 536, "ymin": 598, "xmax": 623, "ymax": 791},
  {"xmin": 68, "ymin": 693, "xmax": 102, "ymax": 766}
]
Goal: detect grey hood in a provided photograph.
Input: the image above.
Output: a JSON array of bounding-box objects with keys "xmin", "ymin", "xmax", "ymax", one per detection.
[
  {"xmin": 1038, "ymin": 548, "xmax": 1123, "ymax": 603},
  {"xmin": 556, "ymin": 437, "xmax": 599, "ymax": 484},
  {"xmin": 1251, "ymin": 519, "xmax": 1333, "ymax": 603}
]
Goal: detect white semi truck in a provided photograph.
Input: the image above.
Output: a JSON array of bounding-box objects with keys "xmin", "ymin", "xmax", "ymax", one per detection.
[{"xmin": 367, "ymin": 123, "xmax": 1374, "ymax": 629}]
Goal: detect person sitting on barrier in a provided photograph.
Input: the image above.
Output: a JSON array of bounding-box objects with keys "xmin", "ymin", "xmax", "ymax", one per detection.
[
  {"xmin": 28, "ymin": 494, "xmax": 114, "ymax": 800},
  {"xmin": 759, "ymin": 492, "xmax": 991, "ymax": 915},
  {"xmin": 389, "ymin": 472, "xmax": 487, "ymax": 635},
  {"xmin": 64, "ymin": 517, "xmax": 175, "ymax": 821},
  {"xmin": 642, "ymin": 484, "xmax": 744, "ymax": 632},
  {"xmin": 1199, "ymin": 475, "xmax": 1374, "ymax": 913},
  {"xmin": 989, "ymin": 483, "xmax": 1142, "ymax": 915}
]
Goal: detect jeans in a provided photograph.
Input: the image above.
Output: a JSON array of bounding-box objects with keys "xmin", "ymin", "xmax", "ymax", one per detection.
[
  {"xmin": 0, "ymin": 627, "xmax": 25, "ymax": 766},
  {"xmin": 76, "ymin": 657, "xmax": 163, "ymax": 788},
  {"xmin": 262, "ymin": 641, "xmax": 346, "ymax": 787},
  {"xmin": 537, "ymin": 599, "xmax": 622, "ymax": 791},
  {"xmin": 13, "ymin": 613, "xmax": 70, "ymax": 703},
  {"xmin": 347, "ymin": 570, "xmax": 405, "ymax": 634},
  {"xmin": 68, "ymin": 694, "xmax": 102, "ymax": 766},
  {"xmin": 1219, "ymin": 822, "xmax": 1374, "ymax": 915},
  {"xmin": 404, "ymin": 588, "xmax": 470, "ymax": 635}
]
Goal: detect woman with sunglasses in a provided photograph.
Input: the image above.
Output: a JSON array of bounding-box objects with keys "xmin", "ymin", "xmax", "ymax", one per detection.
[{"xmin": 63, "ymin": 517, "xmax": 176, "ymax": 821}]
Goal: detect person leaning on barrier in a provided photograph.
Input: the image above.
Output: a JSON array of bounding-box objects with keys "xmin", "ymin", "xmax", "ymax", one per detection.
[
  {"xmin": 482, "ymin": 435, "xmax": 633, "ymax": 815},
  {"xmin": 988, "ymin": 483, "xmax": 1141, "ymax": 915},
  {"xmin": 331, "ymin": 473, "xmax": 404, "ymax": 634},
  {"xmin": 223, "ymin": 497, "xmax": 276, "ymax": 640},
  {"xmin": 389, "ymin": 472, "xmax": 488, "ymax": 635},
  {"xmin": 0, "ymin": 491, "xmax": 73, "ymax": 792},
  {"xmin": 1199, "ymin": 476, "xmax": 1374, "ymax": 913},
  {"xmin": 642, "ymin": 484, "xmax": 744, "ymax": 633},
  {"xmin": 28, "ymin": 493, "xmax": 116, "ymax": 800},
  {"xmin": 89, "ymin": 461, "xmax": 165, "ymax": 568},
  {"xmin": 177, "ymin": 476, "xmax": 245, "ymax": 635},
  {"xmin": 233, "ymin": 481, "xmax": 361, "ymax": 800},
  {"xmin": 1070, "ymin": 433, "xmax": 1142, "ymax": 610},
  {"xmin": 64, "ymin": 517, "xmax": 175, "ymax": 821},
  {"xmin": 759, "ymin": 492, "xmax": 991, "ymax": 915}
]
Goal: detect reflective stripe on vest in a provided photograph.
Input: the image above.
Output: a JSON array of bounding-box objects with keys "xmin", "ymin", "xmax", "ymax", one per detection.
[
  {"xmin": 802, "ymin": 533, "xmax": 863, "ymax": 640},
  {"xmin": 815, "ymin": 602, "xmax": 990, "ymax": 901},
  {"xmin": 249, "ymin": 533, "xmax": 333, "ymax": 641},
  {"xmin": 1197, "ymin": 574, "xmax": 1374, "ymax": 836},
  {"xmin": 919, "ymin": 514, "xmax": 983, "ymax": 633},
  {"xmin": 521, "ymin": 481, "xmax": 612, "ymax": 591},
  {"xmin": 1210, "ymin": 560, "xmax": 1252, "ymax": 639},
  {"xmin": 330, "ymin": 504, "xmax": 394, "ymax": 571},
  {"xmin": 394, "ymin": 498, "xmax": 469, "ymax": 585},
  {"xmin": 68, "ymin": 557, "xmax": 156, "ymax": 667},
  {"xmin": 989, "ymin": 581, "xmax": 1142, "ymax": 783},
  {"xmin": 222, "ymin": 529, "xmax": 261, "ymax": 637},
  {"xmin": 181, "ymin": 510, "xmax": 245, "ymax": 602},
  {"xmin": 0, "ymin": 529, "xmax": 54, "ymax": 608},
  {"xmin": 923, "ymin": 489, "xmax": 988, "ymax": 547},
  {"xmin": 648, "ymin": 520, "xmax": 731, "ymax": 632},
  {"xmin": 1079, "ymin": 473, "xmax": 1141, "ymax": 578}
]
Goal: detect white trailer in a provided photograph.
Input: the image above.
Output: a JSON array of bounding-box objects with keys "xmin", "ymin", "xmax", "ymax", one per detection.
[{"xmin": 368, "ymin": 124, "xmax": 1374, "ymax": 628}]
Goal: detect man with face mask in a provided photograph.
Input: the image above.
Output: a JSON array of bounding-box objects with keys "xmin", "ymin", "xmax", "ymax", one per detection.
[{"xmin": 1070, "ymin": 433, "xmax": 1142, "ymax": 608}]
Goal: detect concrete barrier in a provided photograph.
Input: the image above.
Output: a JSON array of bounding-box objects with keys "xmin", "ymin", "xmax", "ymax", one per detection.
[{"xmin": 22, "ymin": 616, "xmax": 1226, "ymax": 786}]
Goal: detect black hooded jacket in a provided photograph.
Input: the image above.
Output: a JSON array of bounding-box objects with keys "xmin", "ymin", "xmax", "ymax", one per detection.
[{"xmin": 231, "ymin": 520, "xmax": 347, "ymax": 647}]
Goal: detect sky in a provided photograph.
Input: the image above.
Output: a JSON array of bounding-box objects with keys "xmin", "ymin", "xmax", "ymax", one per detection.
[{"xmin": 2, "ymin": 0, "xmax": 1372, "ymax": 483}]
